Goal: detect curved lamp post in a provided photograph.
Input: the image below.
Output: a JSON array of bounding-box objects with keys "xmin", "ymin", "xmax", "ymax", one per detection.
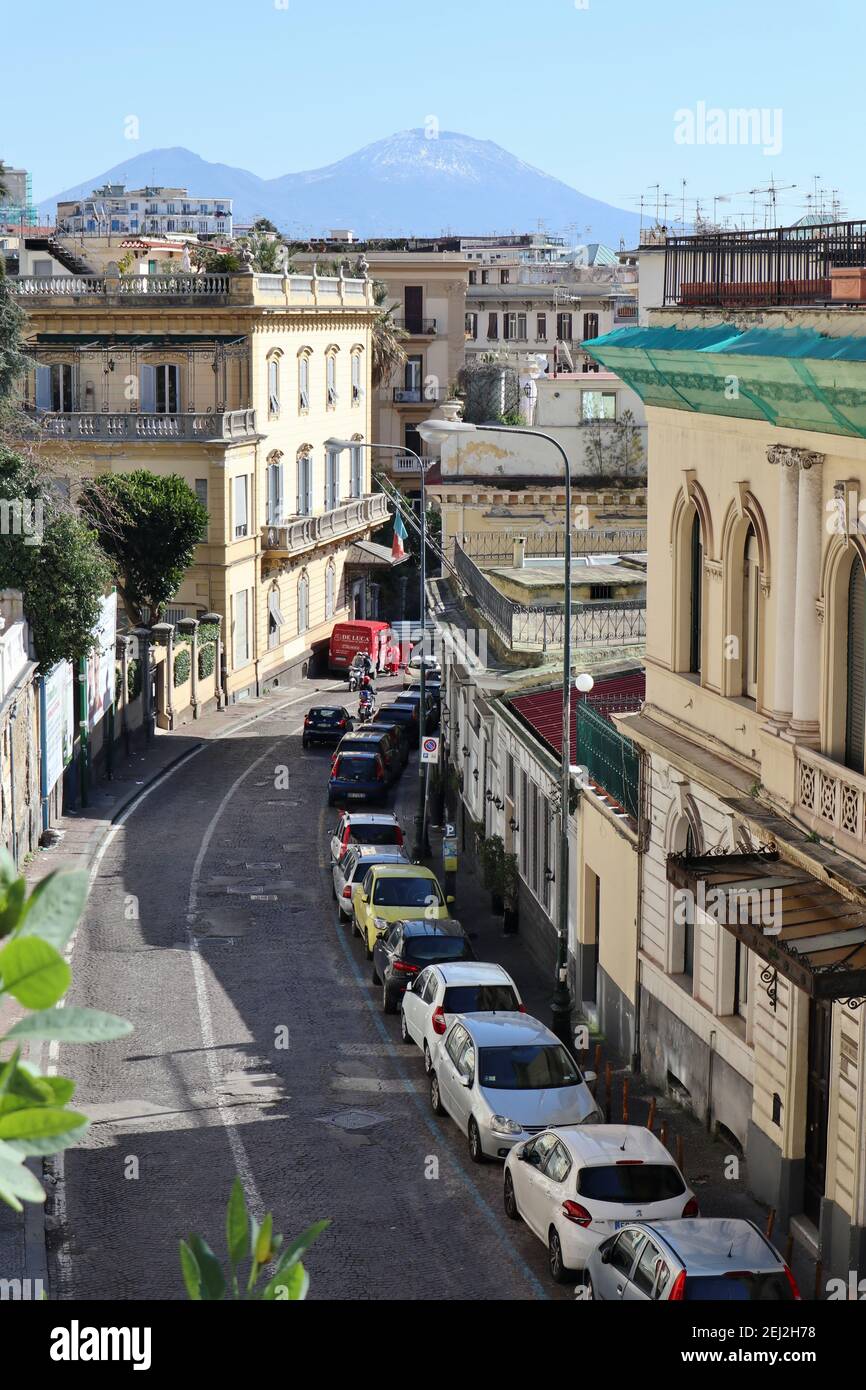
[
  {"xmin": 324, "ymin": 437, "xmax": 431, "ymax": 860},
  {"xmin": 418, "ymin": 412, "xmax": 584, "ymax": 1048}
]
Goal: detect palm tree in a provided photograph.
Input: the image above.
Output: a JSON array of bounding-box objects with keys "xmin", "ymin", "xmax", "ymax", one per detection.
[{"xmin": 370, "ymin": 281, "xmax": 407, "ymax": 387}]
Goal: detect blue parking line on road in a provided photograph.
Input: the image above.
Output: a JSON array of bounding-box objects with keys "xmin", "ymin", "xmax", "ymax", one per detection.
[{"xmin": 331, "ymin": 920, "xmax": 550, "ymax": 1302}]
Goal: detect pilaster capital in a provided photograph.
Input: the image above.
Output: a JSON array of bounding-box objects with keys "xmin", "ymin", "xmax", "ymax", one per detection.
[{"xmin": 766, "ymin": 444, "xmax": 825, "ymax": 470}]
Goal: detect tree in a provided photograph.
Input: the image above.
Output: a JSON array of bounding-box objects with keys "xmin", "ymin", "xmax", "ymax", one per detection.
[
  {"xmin": 581, "ymin": 409, "xmax": 646, "ymax": 480},
  {"xmin": 80, "ymin": 471, "xmax": 208, "ymax": 626},
  {"xmin": 371, "ymin": 280, "xmax": 407, "ymax": 387},
  {"xmin": 251, "ymin": 217, "xmax": 278, "ymax": 235},
  {"xmin": 0, "ymin": 254, "xmax": 27, "ymax": 418}
]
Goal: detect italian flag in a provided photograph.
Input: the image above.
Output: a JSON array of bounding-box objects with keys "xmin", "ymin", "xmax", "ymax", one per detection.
[{"xmin": 392, "ymin": 511, "xmax": 408, "ymax": 560}]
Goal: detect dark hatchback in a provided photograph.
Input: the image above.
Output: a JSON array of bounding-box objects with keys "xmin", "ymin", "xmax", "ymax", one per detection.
[
  {"xmin": 331, "ymin": 730, "xmax": 401, "ymax": 785},
  {"xmin": 328, "ymin": 750, "xmax": 388, "ymax": 806},
  {"xmin": 394, "ymin": 688, "xmax": 439, "ymax": 730},
  {"xmin": 303, "ymin": 705, "xmax": 354, "ymax": 748},
  {"xmin": 367, "ymin": 718, "xmax": 410, "ymax": 769},
  {"xmin": 379, "ymin": 700, "xmax": 421, "ymax": 746},
  {"xmin": 372, "ymin": 918, "xmax": 474, "ymax": 1013}
]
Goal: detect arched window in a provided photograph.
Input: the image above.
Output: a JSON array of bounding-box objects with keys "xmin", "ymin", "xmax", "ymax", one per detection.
[
  {"xmin": 350, "ymin": 348, "xmax": 364, "ymax": 406},
  {"xmin": 296, "ymin": 446, "xmax": 313, "ymax": 516},
  {"xmin": 298, "ymin": 350, "xmax": 311, "ymax": 413},
  {"xmin": 325, "ymin": 561, "xmax": 336, "ymax": 620},
  {"xmin": 689, "ymin": 512, "xmax": 703, "ymax": 675},
  {"xmin": 325, "ymin": 348, "xmax": 339, "ymax": 409},
  {"xmin": 267, "ymin": 352, "xmax": 281, "ymax": 418},
  {"xmin": 741, "ymin": 524, "xmax": 760, "ymax": 699},
  {"xmin": 845, "ymin": 557, "xmax": 866, "ymax": 772},
  {"xmin": 267, "ymin": 582, "xmax": 286, "ymax": 650},
  {"xmin": 297, "ymin": 570, "xmax": 310, "ymax": 635},
  {"xmin": 266, "ymin": 451, "xmax": 284, "ymax": 527},
  {"xmin": 349, "ymin": 435, "xmax": 364, "ymax": 499}
]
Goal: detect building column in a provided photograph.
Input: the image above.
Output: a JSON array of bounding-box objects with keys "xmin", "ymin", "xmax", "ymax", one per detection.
[
  {"xmin": 764, "ymin": 446, "xmax": 800, "ymax": 733},
  {"xmin": 786, "ymin": 448, "xmax": 826, "ymax": 747}
]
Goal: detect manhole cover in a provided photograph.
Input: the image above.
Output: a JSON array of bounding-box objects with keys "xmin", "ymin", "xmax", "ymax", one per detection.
[{"xmin": 317, "ymin": 1109, "xmax": 388, "ymax": 1132}]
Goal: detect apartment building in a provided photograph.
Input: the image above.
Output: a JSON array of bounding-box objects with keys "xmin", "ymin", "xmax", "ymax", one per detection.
[
  {"xmin": 587, "ymin": 218, "xmax": 866, "ymax": 1278},
  {"xmin": 11, "ymin": 263, "xmax": 385, "ymax": 701},
  {"xmin": 56, "ymin": 184, "xmax": 233, "ymax": 240}
]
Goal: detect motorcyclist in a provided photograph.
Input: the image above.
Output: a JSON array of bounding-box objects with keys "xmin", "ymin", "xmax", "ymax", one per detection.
[{"xmin": 358, "ymin": 674, "xmax": 376, "ymax": 721}]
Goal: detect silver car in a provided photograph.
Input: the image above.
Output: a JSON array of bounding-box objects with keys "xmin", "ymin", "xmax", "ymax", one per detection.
[
  {"xmin": 584, "ymin": 1217, "xmax": 800, "ymax": 1302},
  {"xmin": 429, "ymin": 1012, "xmax": 600, "ymax": 1162},
  {"xmin": 332, "ymin": 844, "xmax": 409, "ymax": 918}
]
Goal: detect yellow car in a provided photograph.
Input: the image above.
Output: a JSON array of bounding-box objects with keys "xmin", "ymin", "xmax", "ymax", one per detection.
[{"xmin": 352, "ymin": 864, "xmax": 449, "ymax": 958}]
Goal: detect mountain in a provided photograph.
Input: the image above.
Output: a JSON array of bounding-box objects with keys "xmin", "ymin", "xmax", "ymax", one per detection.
[{"xmin": 39, "ymin": 130, "xmax": 641, "ymax": 245}]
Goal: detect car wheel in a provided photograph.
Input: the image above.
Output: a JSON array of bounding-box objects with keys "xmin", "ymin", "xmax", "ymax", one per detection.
[
  {"xmin": 430, "ymin": 1071, "xmax": 445, "ymax": 1116},
  {"xmin": 580, "ymin": 1274, "xmax": 594, "ymax": 1301},
  {"xmin": 468, "ymin": 1117, "xmax": 486, "ymax": 1165},
  {"xmin": 423, "ymin": 1041, "xmax": 432, "ymax": 1073},
  {"xmin": 400, "ymin": 1009, "xmax": 412, "ymax": 1044},
  {"xmin": 382, "ymin": 982, "xmax": 397, "ymax": 1015},
  {"xmin": 548, "ymin": 1227, "xmax": 571, "ymax": 1285},
  {"xmin": 503, "ymin": 1170, "xmax": 521, "ymax": 1222},
  {"xmin": 363, "ymin": 930, "xmax": 373, "ymax": 961}
]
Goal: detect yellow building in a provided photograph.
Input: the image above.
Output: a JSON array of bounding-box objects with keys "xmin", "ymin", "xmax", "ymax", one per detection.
[
  {"xmin": 588, "ymin": 223, "xmax": 866, "ymax": 1279},
  {"xmin": 13, "ymin": 263, "xmax": 387, "ymax": 701}
]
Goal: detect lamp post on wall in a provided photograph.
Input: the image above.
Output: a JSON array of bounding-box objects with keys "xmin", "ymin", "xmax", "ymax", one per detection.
[
  {"xmin": 325, "ymin": 437, "xmax": 433, "ymax": 860},
  {"xmin": 418, "ymin": 411, "xmax": 580, "ymax": 1047}
]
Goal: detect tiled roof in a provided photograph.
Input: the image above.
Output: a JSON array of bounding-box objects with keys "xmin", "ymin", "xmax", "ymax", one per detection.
[{"xmin": 508, "ymin": 670, "xmax": 645, "ymax": 762}]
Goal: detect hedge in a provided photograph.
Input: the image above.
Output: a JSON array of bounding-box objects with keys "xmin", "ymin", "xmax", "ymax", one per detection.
[{"xmin": 173, "ymin": 647, "xmax": 191, "ymax": 687}]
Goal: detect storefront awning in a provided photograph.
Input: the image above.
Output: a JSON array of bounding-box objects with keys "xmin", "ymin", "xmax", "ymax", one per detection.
[
  {"xmin": 666, "ymin": 852, "xmax": 866, "ymax": 1003},
  {"xmin": 345, "ymin": 540, "xmax": 407, "ymax": 569}
]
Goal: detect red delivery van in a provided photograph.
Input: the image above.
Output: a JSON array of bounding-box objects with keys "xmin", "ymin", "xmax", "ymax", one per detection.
[{"xmin": 329, "ymin": 620, "xmax": 391, "ymax": 674}]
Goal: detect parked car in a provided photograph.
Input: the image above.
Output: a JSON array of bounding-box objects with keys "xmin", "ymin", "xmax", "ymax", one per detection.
[
  {"xmin": 429, "ymin": 1013, "xmax": 600, "ymax": 1163},
  {"xmin": 352, "ymin": 864, "xmax": 449, "ymax": 958},
  {"xmin": 366, "ymin": 717, "xmax": 410, "ymax": 770},
  {"xmin": 329, "ymin": 811, "xmax": 404, "ymax": 865},
  {"xmin": 327, "ymin": 750, "xmax": 388, "ymax": 806},
  {"xmin": 378, "ymin": 699, "xmax": 422, "ymax": 746},
  {"xmin": 373, "ymin": 919, "xmax": 474, "ymax": 1013},
  {"xmin": 503, "ymin": 1125, "xmax": 697, "ymax": 1284},
  {"xmin": 302, "ymin": 705, "xmax": 354, "ymax": 748},
  {"xmin": 403, "ymin": 681, "xmax": 442, "ymax": 721},
  {"xmin": 401, "ymin": 961, "xmax": 523, "ymax": 1073},
  {"xmin": 332, "ymin": 729, "xmax": 401, "ymax": 785},
  {"xmin": 584, "ymin": 1217, "xmax": 800, "ymax": 1302},
  {"xmin": 393, "ymin": 689, "xmax": 439, "ymax": 730},
  {"xmin": 332, "ymin": 845, "xmax": 410, "ymax": 918},
  {"xmin": 403, "ymin": 652, "xmax": 442, "ymax": 687}
]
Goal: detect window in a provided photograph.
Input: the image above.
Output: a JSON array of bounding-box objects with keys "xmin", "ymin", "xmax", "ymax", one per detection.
[
  {"xmin": 632, "ymin": 1240, "xmax": 663, "ymax": 1298},
  {"xmin": 506, "ymin": 752, "xmax": 515, "ymax": 800},
  {"xmin": 296, "ymin": 452, "xmax": 313, "ymax": 515},
  {"xmin": 326, "ymin": 351, "xmax": 338, "ymax": 408},
  {"xmin": 590, "ymin": 584, "xmax": 614, "ymax": 600},
  {"xmin": 35, "ymin": 363, "xmax": 73, "ymax": 413},
  {"xmin": 194, "ymin": 478, "xmax": 208, "ymax": 511},
  {"xmin": 536, "ymin": 312, "xmax": 547, "ymax": 340},
  {"xmin": 742, "ymin": 526, "xmax": 760, "ymax": 699},
  {"xmin": 583, "ymin": 312, "xmax": 599, "ymax": 340},
  {"xmin": 734, "ymin": 939, "xmax": 750, "ymax": 1021},
  {"xmin": 325, "ymin": 449, "xmax": 340, "ymax": 510},
  {"xmin": 297, "ymin": 571, "xmax": 309, "ymax": 634},
  {"xmin": 465, "ymin": 312, "xmax": 478, "ymax": 339},
  {"xmin": 266, "ymin": 455, "xmax": 284, "ymax": 527},
  {"xmin": 689, "ymin": 513, "xmax": 703, "ymax": 676},
  {"xmin": 351, "ymin": 351, "xmax": 363, "ymax": 405},
  {"xmin": 468, "ymin": 269, "xmax": 477, "ymax": 285},
  {"xmin": 481, "ymin": 269, "xmax": 490, "ymax": 285},
  {"xmin": 298, "ymin": 353, "xmax": 310, "ymax": 412},
  {"xmin": 503, "ymin": 312, "xmax": 526, "ymax": 341},
  {"xmin": 325, "ymin": 562, "xmax": 336, "ymax": 619},
  {"xmin": 846, "ymin": 558, "xmax": 866, "ymax": 771},
  {"xmin": 140, "ymin": 364, "xmax": 179, "ymax": 414},
  {"xmin": 487, "ymin": 312, "xmax": 499, "ymax": 340},
  {"xmin": 609, "ymin": 1229, "xmax": 645, "ymax": 1279},
  {"xmin": 267, "ymin": 355, "xmax": 280, "ymax": 417},
  {"xmin": 404, "ymin": 286, "xmax": 424, "ymax": 334},
  {"xmin": 233, "ymin": 475, "xmax": 249, "ymax": 538},
  {"xmin": 682, "ymin": 825, "xmax": 697, "ymax": 985},
  {"xmin": 556, "ymin": 311, "xmax": 572, "ymax": 340},
  {"xmin": 500, "ymin": 268, "xmax": 510, "ymax": 284},
  {"xmin": 541, "ymin": 797, "xmax": 551, "ymax": 913},
  {"xmin": 544, "ymin": 1141, "xmax": 571, "ymax": 1184},
  {"xmin": 446, "ymin": 1024, "xmax": 468, "ymax": 1066},
  {"xmin": 233, "ymin": 589, "xmax": 250, "ymax": 667},
  {"xmin": 581, "ymin": 390, "xmax": 616, "ymax": 421},
  {"xmin": 350, "ymin": 445, "xmax": 363, "ymax": 499},
  {"xmin": 267, "ymin": 584, "xmax": 286, "ymax": 650},
  {"xmin": 520, "ymin": 769, "xmax": 529, "ymax": 876}
]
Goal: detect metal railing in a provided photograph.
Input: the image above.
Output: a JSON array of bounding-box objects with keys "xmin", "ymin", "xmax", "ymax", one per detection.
[
  {"xmin": 392, "ymin": 387, "xmax": 448, "ymax": 404},
  {"xmin": 663, "ymin": 219, "xmax": 866, "ymax": 308},
  {"xmin": 576, "ymin": 700, "xmax": 640, "ymax": 820},
  {"xmin": 394, "ymin": 316, "xmax": 438, "ymax": 334},
  {"xmin": 32, "ymin": 409, "xmax": 257, "ymax": 442},
  {"xmin": 263, "ymin": 493, "xmax": 389, "ymax": 556},
  {"xmin": 457, "ymin": 527, "xmax": 647, "ymax": 561},
  {"xmin": 454, "ymin": 542, "xmax": 519, "ymax": 644},
  {"xmin": 390, "ymin": 455, "xmax": 437, "ymax": 474}
]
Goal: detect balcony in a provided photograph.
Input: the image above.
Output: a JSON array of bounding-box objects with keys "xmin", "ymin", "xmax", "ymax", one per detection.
[
  {"xmin": 11, "ymin": 273, "xmax": 232, "ymax": 302},
  {"xmin": 394, "ymin": 316, "xmax": 438, "ymax": 335},
  {"xmin": 795, "ymin": 746, "xmax": 866, "ymax": 856},
  {"xmin": 391, "ymin": 387, "xmax": 447, "ymax": 405},
  {"xmin": 30, "ymin": 409, "xmax": 258, "ymax": 443},
  {"xmin": 10, "ymin": 271, "xmax": 373, "ymax": 310},
  {"xmin": 262, "ymin": 493, "xmax": 390, "ymax": 560},
  {"xmin": 390, "ymin": 455, "xmax": 437, "ymax": 474}
]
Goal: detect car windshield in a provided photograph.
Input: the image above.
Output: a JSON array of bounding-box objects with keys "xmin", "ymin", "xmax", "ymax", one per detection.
[
  {"xmin": 683, "ymin": 1273, "xmax": 794, "ymax": 1302},
  {"xmin": 372, "ymin": 877, "xmax": 443, "ymax": 907},
  {"xmin": 577, "ymin": 1164, "xmax": 685, "ymax": 1202},
  {"xmin": 443, "ymin": 984, "xmax": 519, "ymax": 1013},
  {"xmin": 348, "ymin": 825, "xmax": 402, "ymax": 846},
  {"xmin": 405, "ymin": 937, "xmax": 468, "ymax": 963},
  {"xmin": 351, "ymin": 858, "xmax": 394, "ymax": 881},
  {"xmin": 385, "ymin": 705, "xmax": 416, "ymax": 720},
  {"xmin": 334, "ymin": 756, "xmax": 376, "ymax": 781},
  {"xmin": 310, "ymin": 708, "xmax": 344, "ymax": 724},
  {"xmin": 477, "ymin": 1045, "xmax": 581, "ymax": 1090}
]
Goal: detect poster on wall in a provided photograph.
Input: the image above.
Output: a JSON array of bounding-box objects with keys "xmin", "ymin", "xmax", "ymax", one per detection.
[
  {"xmin": 43, "ymin": 660, "xmax": 74, "ymax": 793},
  {"xmin": 87, "ymin": 590, "xmax": 117, "ymax": 730}
]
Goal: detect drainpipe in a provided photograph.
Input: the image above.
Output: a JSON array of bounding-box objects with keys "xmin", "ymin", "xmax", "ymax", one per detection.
[
  {"xmin": 38, "ymin": 673, "xmax": 49, "ymax": 835},
  {"xmin": 707, "ymin": 1028, "xmax": 717, "ymax": 1134},
  {"xmin": 9, "ymin": 700, "xmax": 19, "ymax": 865}
]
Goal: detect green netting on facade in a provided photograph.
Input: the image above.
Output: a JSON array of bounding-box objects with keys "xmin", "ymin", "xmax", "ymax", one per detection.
[{"xmin": 576, "ymin": 702, "xmax": 640, "ymax": 820}]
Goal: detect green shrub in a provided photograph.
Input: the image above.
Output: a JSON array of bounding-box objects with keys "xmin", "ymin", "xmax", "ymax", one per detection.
[
  {"xmin": 127, "ymin": 659, "xmax": 142, "ymax": 701},
  {"xmin": 174, "ymin": 647, "xmax": 191, "ymax": 687},
  {"xmin": 198, "ymin": 643, "xmax": 215, "ymax": 680}
]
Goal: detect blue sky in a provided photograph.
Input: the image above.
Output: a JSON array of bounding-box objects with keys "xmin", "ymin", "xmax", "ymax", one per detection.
[{"xmin": 5, "ymin": 0, "xmax": 861, "ymax": 226}]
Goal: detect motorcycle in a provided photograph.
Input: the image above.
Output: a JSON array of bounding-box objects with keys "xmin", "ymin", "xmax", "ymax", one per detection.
[
  {"xmin": 348, "ymin": 655, "xmax": 366, "ymax": 693},
  {"xmin": 358, "ymin": 689, "xmax": 376, "ymax": 724}
]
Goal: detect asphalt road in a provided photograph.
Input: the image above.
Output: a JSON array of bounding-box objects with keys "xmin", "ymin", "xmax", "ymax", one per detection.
[{"xmin": 51, "ymin": 680, "xmax": 569, "ymax": 1302}]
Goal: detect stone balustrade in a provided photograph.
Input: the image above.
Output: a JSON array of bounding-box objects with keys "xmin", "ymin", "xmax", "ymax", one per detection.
[
  {"xmin": 263, "ymin": 493, "xmax": 389, "ymax": 558},
  {"xmin": 34, "ymin": 409, "xmax": 258, "ymax": 442}
]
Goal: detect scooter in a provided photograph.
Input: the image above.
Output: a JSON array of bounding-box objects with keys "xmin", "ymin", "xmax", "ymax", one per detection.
[
  {"xmin": 348, "ymin": 656, "xmax": 366, "ymax": 693},
  {"xmin": 358, "ymin": 689, "xmax": 376, "ymax": 724}
]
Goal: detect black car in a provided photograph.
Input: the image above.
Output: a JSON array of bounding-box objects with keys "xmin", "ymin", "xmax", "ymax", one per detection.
[
  {"xmin": 332, "ymin": 729, "xmax": 401, "ymax": 785},
  {"xmin": 367, "ymin": 718, "xmax": 410, "ymax": 770},
  {"xmin": 303, "ymin": 705, "xmax": 354, "ymax": 748},
  {"xmin": 372, "ymin": 919, "xmax": 474, "ymax": 1014},
  {"xmin": 379, "ymin": 700, "xmax": 421, "ymax": 746},
  {"xmin": 393, "ymin": 689, "xmax": 439, "ymax": 732},
  {"xmin": 400, "ymin": 684, "xmax": 441, "ymax": 724}
]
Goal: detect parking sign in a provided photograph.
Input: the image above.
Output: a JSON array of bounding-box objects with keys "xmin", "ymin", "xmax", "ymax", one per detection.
[{"xmin": 420, "ymin": 736, "xmax": 440, "ymax": 764}]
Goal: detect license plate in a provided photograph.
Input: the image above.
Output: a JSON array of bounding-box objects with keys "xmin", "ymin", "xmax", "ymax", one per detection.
[
  {"xmin": 347, "ymin": 792, "xmax": 365, "ymax": 800},
  {"xmin": 614, "ymin": 1221, "xmax": 629, "ymax": 1229}
]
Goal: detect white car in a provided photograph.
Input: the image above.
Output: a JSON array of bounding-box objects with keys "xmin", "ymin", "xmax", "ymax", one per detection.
[
  {"xmin": 429, "ymin": 1013, "xmax": 600, "ymax": 1163},
  {"xmin": 400, "ymin": 961, "xmax": 523, "ymax": 1072},
  {"xmin": 403, "ymin": 652, "xmax": 441, "ymax": 687},
  {"xmin": 328, "ymin": 810, "xmax": 405, "ymax": 866},
  {"xmin": 333, "ymin": 844, "xmax": 410, "ymax": 917},
  {"xmin": 503, "ymin": 1124, "xmax": 697, "ymax": 1284}
]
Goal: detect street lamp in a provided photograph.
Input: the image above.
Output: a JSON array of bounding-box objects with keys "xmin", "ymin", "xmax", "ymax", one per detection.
[
  {"xmin": 418, "ymin": 411, "xmax": 580, "ymax": 1048},
  {"xmin": 324, "ymin": 437, "xmax": 432, "ymax": 859}
]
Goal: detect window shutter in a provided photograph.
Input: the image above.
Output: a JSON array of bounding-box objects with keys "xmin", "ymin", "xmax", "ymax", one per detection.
[
  {"xmin": 846, "ymin": 561, "xmax": 866, "ymax": 770},
  {"xmin": 689, "ymin": 514, "xmax": 703, "ymax": 675},
  {"xmin": 35, "ymin": 365, "xmax": 52, "ymax": 410},
  {"xmin": 140, "ymin": 364, "xmax": 156, "ymax": 413}
]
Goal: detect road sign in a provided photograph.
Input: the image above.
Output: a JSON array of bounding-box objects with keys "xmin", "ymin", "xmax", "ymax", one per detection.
[{"xmin": 420, "ymin": 736, "xmax": 440, "ymax": 764}]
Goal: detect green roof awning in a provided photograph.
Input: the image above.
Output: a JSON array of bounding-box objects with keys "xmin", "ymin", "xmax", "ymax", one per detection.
[{"xmin": 582, "ymin": 325, "xmax": 866, "ymax": 438}]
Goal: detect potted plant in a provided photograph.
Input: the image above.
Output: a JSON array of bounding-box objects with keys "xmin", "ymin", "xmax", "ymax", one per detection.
[
  {"xmin": 484, "ymin": 834, "xmax": 506, "ymax": 915},
  {"xmin": 502, "ymin": 852, "xmax": 519, "ymax": 935}
]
